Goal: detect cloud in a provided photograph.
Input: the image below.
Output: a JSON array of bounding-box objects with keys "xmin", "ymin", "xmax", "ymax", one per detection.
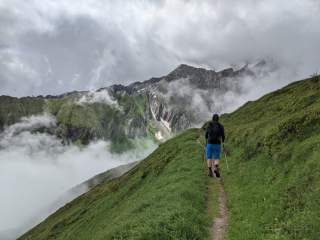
[
  {"xmin": 0, "ymin": 113, "xmax": 56, "ymax": 139},
  {"xmin": 156, "ymin": 63, "xmax": 296, "ymax": 125},
  {"xmin": 0, "ymin": 0, "xmax": 319, "ymax": 97},
  {"xmin": 76, "ymin": 89, "xmax": 121, "ymax": 110},
  {"xmin": 0, "ymin": 114, "xmax": 157, "ymax": 238}
]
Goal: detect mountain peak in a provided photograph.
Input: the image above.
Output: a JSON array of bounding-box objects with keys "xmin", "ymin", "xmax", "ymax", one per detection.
[
  {"xmin": 170, "ymin": 64, "xmax": 212, "ymax": 75},
  {"xmin": 174, "ymin": 63, "xmax": 198, "ymax": 71},
  {"xmin": 166, "ymin": 64, "xmax": 216, "ymax": 82}
]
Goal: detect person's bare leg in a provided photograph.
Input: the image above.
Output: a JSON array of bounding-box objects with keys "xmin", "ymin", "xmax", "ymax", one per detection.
[
  {"xmin": 213, "ymin": 159, "xmax": 221, "ymax": 178},
  {"xmin": 207, "ymin": 159, "xmax": 214, "ymax": 177}
]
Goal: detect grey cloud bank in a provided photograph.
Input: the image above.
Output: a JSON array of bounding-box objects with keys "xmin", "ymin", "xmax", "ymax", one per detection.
[
  {"xmin": 0, "ymin": 113, "xmax": 157, "ymax": 238},
  {"xmin": 0, "ymin": 0, "xmax": 319, "ymax": 98}
]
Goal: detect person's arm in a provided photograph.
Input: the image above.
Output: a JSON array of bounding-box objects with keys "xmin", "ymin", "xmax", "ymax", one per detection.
[
  {"xmin": 205, "ymin": 126, "xmax": 209, "ymax": 146},
  {"xmin": 221, "ymin": 125, "xmax": 225, "ymax": 143},
  {"xmin": 220, "ymin": 124, "xmax": 225, "ymax": 152}
]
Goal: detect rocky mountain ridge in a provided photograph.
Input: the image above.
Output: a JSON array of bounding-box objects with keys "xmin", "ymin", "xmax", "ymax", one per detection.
[
  {"xmin": 106, "ymin": 63, "xmax": 255, "ymax": 93},
  {"xmin": 0, "ymin": 62, "xmax": 270, "ymax": 151}
]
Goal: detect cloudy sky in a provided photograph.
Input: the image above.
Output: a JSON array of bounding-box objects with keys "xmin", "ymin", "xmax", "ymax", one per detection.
[{"xmin": 0, "ymin": 0, "xmax": 320, "ymax": 97}]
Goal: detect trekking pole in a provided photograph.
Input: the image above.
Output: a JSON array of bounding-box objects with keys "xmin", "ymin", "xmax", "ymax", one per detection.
[
  {"xmin": 223, "ymin": 146, "xmax": 230, "ymax": 172},
  {"xmin": 196, "ymin": 138, "xmax": 207, "ymax": 172}
]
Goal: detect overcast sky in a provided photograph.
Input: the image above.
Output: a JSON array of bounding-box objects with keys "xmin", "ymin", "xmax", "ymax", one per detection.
[{"xmin": 0, "ymin": 0, "xmax": 320, "ymax": 97}]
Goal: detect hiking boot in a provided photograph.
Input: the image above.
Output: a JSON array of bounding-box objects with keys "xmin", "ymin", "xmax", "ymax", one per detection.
[
  {"xmin": 208, "ymin": 168, "xmax": 213, "ymax": 177},
  {"xmin": 214, "ymin": 167, "xmax": 221, "ymax": 178}
]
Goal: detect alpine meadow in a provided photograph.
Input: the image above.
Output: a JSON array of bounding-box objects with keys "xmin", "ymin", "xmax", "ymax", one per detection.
[{"xmin": 1, "ymin": 1, "xmax": 320, "ymax": 240}]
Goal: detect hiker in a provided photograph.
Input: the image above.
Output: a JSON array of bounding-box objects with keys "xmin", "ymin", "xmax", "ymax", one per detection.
[{"xmin": 205, "ymin": 113, "xmax": 225, "ymax": 178}]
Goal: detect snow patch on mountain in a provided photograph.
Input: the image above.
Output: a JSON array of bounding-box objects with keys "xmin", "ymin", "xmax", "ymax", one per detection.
[{"xmin": 155, "ymin": 131, "xmax": 164, "ymax": 140}]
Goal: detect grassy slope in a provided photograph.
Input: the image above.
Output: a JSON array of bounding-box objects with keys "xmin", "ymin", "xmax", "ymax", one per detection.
[
  {"xmin": 46, "ymin": 93, "xmax": 155, "ymax": 151},
  {"xmin": 19, "ymin": 129, "xmax": 212, "ymax": 240},
  {"xmin": 47, "ymin": 94, "xmax": 139, "ymax": 148},
  {"xmin": 0, "ymin": 96, "xmax": 45, "ymax": 130},
  {"xmin": 16, "ymin": 76, "xmax": 320, "ymax": 240},
  {"xmin": 220, "ymin": 76, "xmax": 320, "ymax": 240},
  {"xmin": 0, "ymin": 92, "xmax": 152, "ymax": 151}
]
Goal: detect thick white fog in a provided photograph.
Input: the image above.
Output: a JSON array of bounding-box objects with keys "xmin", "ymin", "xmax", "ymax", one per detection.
[
  {"xmin": 0, "ymin": 114, "xmax": 157, "ymax": 239},
  {"xmin": 161, "ymin": 66, "xmax": 294, "ymax": 123},
  {"xmin": 77, "ymin": 89, "xmax": 121, "ymax": 110}
]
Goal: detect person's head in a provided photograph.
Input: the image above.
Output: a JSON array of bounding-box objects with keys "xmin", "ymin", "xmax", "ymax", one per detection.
[{"xmin": 212, "ymin": 113, "xmax": 219, "ymax": 122}]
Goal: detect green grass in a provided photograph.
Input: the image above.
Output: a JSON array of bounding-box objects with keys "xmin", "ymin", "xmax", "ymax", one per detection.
[
  {"xmin": 0, "ymin": 96, "xmax": 45, "ymax": 130},
  {"xmin": 0, "ymin": 91, "xmax": 150, "ymax": 151},
  {"xmin": 19, "ymin": 129, "xmax": 212, "ymax": 240},
  {"xmin": 48, "ymin": 95, "xmax": 138, "ymax": 150},
  {"xmin": 218, "ymin": 76, "xmax": 320, "ymax": 240},
  {"xmin": 16, "ymin": 76, "xmax": 320, "ymax": 240}
]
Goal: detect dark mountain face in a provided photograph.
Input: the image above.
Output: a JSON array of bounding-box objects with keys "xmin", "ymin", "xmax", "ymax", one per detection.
[
  {"xmin": 106, "ymin": 62, "xmax": 267, "ymax": 136},
  {"xmin": 110, "ymin": 63, "xmax": 254, "ymax": 93},
  {"xmin": 0, "ymin": 62, "xmax": 271, "ymax": 149}
]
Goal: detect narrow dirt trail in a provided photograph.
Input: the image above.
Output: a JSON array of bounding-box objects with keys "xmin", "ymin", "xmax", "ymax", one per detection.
[
  {"xmin": 196, "ymin": 137, "xmax": 229, "ymax": 240},
  {"xmin": 211, "ymin": 181, "xmax": 229, "ymax": 240}
]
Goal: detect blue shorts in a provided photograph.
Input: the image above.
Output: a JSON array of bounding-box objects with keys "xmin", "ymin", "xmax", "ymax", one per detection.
[{"xmin": 206, "ymin": 144, "xmax": 221, "ymax": 160}]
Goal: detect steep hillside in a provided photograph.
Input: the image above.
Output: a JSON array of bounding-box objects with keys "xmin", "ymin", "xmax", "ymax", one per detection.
[
  {"xmin": 219, "ymin": 75, "xmax": 320, "ymax": 239},
  {"xmin": 19, "ymin": 129, "xmax": 211, "ymax": 240},
  {"xmin": 18, "ymin": 76, "xmax": 320, "ymax": 240}
]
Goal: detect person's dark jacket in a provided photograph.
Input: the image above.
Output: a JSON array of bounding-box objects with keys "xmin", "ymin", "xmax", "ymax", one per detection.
[{"xmin": 205, "ymin": 121, "xmax": 225, "ymax": 144}]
